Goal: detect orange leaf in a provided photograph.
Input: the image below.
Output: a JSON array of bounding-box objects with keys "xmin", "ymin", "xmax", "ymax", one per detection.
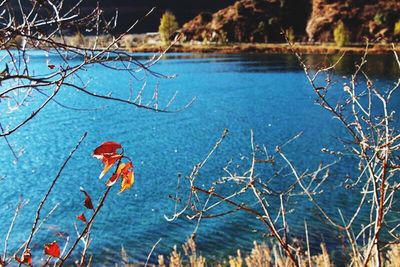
[
  {"xmin": 44, "ymin": 241, "xmax": 60, "ymax": 258},
  {"xmin": 119, "ymin": 161, "xmax": 135, "ymax": 193},
  {"xmin": 80, "ymin": 189, "xmax": 94, "ymax": 210},
  {"xmin": 77, "ymin": 213, "xmax": 87, "ymax": 223},
  {"xmin": 15, "ymin": 249, "xmax": 32, "ymax": 266},
  {"xmin": 93, "ymin": 141, "xmax": 121, "ymax": 158},
  {"xmin": 99, "ymin": 154, "xmax": 122, "ymax": 179},
  {"xmin": 106, "ymin": 163, "xmax": 125, "ymax": 186},
  {"xmin": 105, "ymin": 161, "xmax": 135, "ymax": 193}
]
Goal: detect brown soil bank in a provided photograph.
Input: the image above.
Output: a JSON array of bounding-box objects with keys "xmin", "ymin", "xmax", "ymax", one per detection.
[{"xmin": 129, "ymin": 43, "xmax": 400, "ymax": 55}]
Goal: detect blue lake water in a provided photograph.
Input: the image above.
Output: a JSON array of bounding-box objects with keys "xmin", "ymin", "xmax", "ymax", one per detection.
[{"xmin": 0, "ymin": 52, "xmax": 399, "ymax": 265}]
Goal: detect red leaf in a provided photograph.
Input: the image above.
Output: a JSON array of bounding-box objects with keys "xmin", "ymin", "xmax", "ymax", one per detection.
[
  {"xmin": 93, "ymin": 142, "xmax": 123, "ymax": 179},
  {"xmin": 93, "ymin": 142, "xmax": 122, "ymax": 157},
  {"xmin": 48, "ymin": 64, "xmax": 56, "ymax": 69},
  {"xmin": 80, "ymin": 189, "xmax": 94, "ymax": 210},
  {"xmin": 44, "ymin": 241, "xmax": 60, "ymax": 258},
  {"xmin": 92, "ymin": 141, "xmax": 134, "ymax": 193},
  {"xmin": 15, "ymin": 249, "xmax": 32, "ymax": 266},
  {"xmin": 77, "ymin": 213, "xmax": 87, "ymax": 223}
]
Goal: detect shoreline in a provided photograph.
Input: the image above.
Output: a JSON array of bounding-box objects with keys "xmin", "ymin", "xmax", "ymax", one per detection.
[{"xmin": 128, "ymin": 43, "xmax": 400, "ymax": 55}]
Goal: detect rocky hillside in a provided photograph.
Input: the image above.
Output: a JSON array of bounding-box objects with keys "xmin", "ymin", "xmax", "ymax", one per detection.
[
  {"xmin": 307, "ymin": 0, "xmax": 400, "ymax": 42},
  {"xmin": 181, "ymin": 0, "xmax": 400, "ymax": 43}
]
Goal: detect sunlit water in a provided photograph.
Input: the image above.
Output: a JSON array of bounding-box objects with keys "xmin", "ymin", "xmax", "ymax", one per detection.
[{"xmin": 0, "ymin": 52, "xmax": 399, "ymax": 265}]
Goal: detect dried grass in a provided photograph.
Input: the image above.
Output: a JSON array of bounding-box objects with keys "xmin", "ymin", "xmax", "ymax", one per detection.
[{"xmin": 123, "ymin": 240, "xmax": 400, "ymax": 267}]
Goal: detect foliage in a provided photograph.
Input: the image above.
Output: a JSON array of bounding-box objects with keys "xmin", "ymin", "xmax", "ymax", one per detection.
[
  {"xmin": 374, "ymin": 12, "xmax": 386, "ymax": 26},
  {"xmin": 285, "ymin": 27, "xmax": 295, "ymax": 43},
  {"xmin": 14, "ymin": 249, "xmax": 32, "ymax": 266},
  {"xmin": 333, "ymin": 20, "xmax": 351, "ymax": 47},
  {"xmin": 159, "ymin": 11, "xmax": 179, "ymax": 44},
  {"xmin": 94, "ymin": 141, "xmax": 135, "ymax": 193},
  {"xmin": 44, "ymin": 242, "xmax": 61, "ymax": 258},
  {"xmin": 394, "ymin": 20, "xmax": 400, "ymax": 36},
  {"xmin": 8, "ymin": 140, "xmax": 135, "ymax": 266}
]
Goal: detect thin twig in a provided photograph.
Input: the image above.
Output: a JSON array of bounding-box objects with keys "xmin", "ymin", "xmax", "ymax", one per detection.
[
  {"xmin": 144, "ymin": 238, "xmax": 162, "ymax": 267},
  {"xmin": 23, "ymin": 132, "xmax": 87, "ymax": 251}
]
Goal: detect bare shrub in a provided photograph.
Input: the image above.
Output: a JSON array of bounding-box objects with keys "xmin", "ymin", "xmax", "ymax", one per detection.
[{"xmin": 166, "ymin": 42, "xmax": 400, "ymax": 267}]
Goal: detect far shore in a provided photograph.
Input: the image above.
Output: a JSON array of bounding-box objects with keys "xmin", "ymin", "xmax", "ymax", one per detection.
[{"xmin": 128, "ymin": 42, "xmax": 400, "ymax": 55}]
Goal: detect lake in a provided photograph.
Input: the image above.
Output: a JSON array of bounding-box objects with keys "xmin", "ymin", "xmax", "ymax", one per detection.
[{"xmin": 0, "ymin": 52, "xmax": 399, "ymax": 265}]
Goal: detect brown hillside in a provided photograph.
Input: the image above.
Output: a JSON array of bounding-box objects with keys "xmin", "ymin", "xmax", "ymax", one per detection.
[
  {"xmin": 181, "ymin": 0, "xmax": 400, "ymax": 43},
  {"xmin": 181, "ymin": 0, "xmax": 283, "ymax": 43},
  {"xmin": 307, "ymin": 0, "xmax": 400, "ymax": 42}
]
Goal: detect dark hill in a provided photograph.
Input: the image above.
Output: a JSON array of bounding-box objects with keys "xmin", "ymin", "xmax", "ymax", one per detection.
[
  {"xmin": 80, "ymin": 0, "xmax": 237, "ymax": 33},
  {"xmin": 8, "ymin": 0, "xmax": 235, "ymax": 33},
  {"xmin": 180, "ymin": 0, "xmax": 400, "ymax": 43}
]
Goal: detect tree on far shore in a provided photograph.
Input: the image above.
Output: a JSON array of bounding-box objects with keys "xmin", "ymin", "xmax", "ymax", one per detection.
[
  {"xmin": 159, "ymin": 11, "xmax": 179, "ymax": 44},
  {"xmin": 334, "ymin": 20, "xmax": 351, "ymax": 47}
]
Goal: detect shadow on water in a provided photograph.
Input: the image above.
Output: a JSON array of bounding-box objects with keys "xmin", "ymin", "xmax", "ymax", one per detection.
[{"xmin": 151, "ymin": 52, "xmax": 400, "ymax": 79}]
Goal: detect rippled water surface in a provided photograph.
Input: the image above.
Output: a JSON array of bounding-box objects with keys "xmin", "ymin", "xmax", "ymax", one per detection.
[{"xmin": 0, "ymin": 52, "xmax": 399, "ymax": 265}]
